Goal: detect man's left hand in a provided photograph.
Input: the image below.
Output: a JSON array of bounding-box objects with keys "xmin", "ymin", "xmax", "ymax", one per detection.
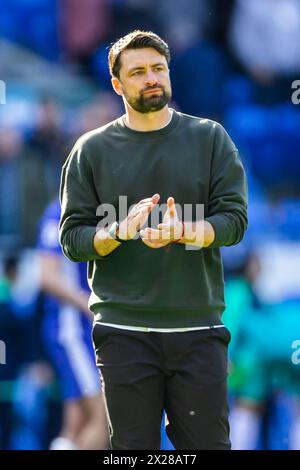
[{"xmin": 140, "ymin": 197, "xmax": 183, "ymax": 249}]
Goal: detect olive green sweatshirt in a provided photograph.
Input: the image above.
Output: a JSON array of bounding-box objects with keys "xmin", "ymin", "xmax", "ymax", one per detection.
[{"xmin": 59, "ymin": 110, "xmax": 248, "ymax": 328}]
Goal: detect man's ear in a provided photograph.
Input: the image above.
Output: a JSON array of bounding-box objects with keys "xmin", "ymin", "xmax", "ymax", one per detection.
[{"xmin": 111, "ymin": 77, "xmax": 123, "ymax": 96}]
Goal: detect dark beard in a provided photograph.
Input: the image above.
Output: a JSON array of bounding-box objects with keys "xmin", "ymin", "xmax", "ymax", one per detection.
[{"xmin": 125, "ymin": 87, "xmax": 171, "ymax": 114}]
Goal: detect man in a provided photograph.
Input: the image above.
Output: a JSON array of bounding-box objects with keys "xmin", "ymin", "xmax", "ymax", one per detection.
[
  {"xmin": 38, "ymin": 199, "xmax": 109, "ymax": 450},
  {"xmin": 59, "ymin": 30, "xmax": 248, "ymax": 450}
]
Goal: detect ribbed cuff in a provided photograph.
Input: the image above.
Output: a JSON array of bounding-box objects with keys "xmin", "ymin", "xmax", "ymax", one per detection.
[
  {"xmin": 82, "ymin": 226, "xmax": 114, "ymax": 260},
  {"xmin": 204, "ymin": 214, "xmax": 231, "ymax": 248}
]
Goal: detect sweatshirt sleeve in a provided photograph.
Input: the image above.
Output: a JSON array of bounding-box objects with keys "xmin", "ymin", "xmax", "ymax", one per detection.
[
  {"xmin": 205, "ymin": 123, "xmax": 248, "ymax": 248},
  {"xmin": 59, "ymin": 139, "xmax": 104, "ymax": 262}
]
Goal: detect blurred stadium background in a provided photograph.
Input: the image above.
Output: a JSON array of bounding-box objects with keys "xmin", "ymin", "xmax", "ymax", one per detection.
[{"xmin": 1, "ymin": 0, "xmax": 300, "ymax": 450}]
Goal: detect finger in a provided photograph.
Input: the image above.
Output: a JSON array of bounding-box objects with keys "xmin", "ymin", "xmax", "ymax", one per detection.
[
  {"xmin": 129, "ymin": 198, "xmax": 153, "ymax": 214},
  {"xmin": 121, "ymin": 205, "xmax": 152, "ymax": 237},
  {"xmin": 151, "ymin": 193, "xmax": 160, "ymax": 204},
  {"xmin": 131, "ymin": 201, "xmax": 153, "ymax": 213},
  {"xmin": 132, "ymin": 204, "xmax": 153, "ymax": 216},
  {"xmin": 132, "ymin": 209, "xmax": 153, "ymax": 228},
  {"xmin": 130, "ymin": 203, "xmax": 153, "ymax": 220},
  {"xmin": 137, "ymin": 195, "xmax": 159, "ymax": 213},
  {"xmin": 130, "ymin": 195, "xmax": 159, "ymax": 216},
  {"xmin": 134, "ymin": 206, "xmax": 154, "ymax": 229},
  {"xmin": 138, "ymin": 196, "xmax": 156, "ymax": 205},
  {"xmin": 167, "ymin": 197, "xmax": 176, "ymax": 217}
]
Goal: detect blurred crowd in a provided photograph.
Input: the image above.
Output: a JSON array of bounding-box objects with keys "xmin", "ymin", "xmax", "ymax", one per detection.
[{"xmin": 0, "ymin": 0, "xmax": 300, "ymax": 450}]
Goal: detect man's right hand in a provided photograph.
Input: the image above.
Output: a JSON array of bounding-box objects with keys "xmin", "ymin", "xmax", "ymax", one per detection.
[{"xmin": 118, "ymin": 194, "xmax": 160, "ymax": 240}]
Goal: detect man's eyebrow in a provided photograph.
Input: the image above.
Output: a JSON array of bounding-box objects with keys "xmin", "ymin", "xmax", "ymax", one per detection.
[
  {"xmin": 128, "ymin": 63, "xmax": 166, "ymax": 73},
  {"xmin": 128, "ymin": 66, "xmax": 145, "ymax": 73}
]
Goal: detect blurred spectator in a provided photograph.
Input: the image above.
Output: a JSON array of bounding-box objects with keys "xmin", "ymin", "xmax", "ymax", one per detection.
[
  {"xmin": 71, "ymin": 92, "xmax": 121, "ymax": 137},
  {"xmin": 9, "ymin": 361, "xmax": 53, "ymax": 450},
  {"xmin": 0, "ymin": 128, "xmax": 50, "ymax": 251},
  {"xmin": 111, "ymin": 0, "xmax": 162, "ymax": 42},
  {"xmin": 27, "ymin": 97, "xmax": 67, "ymax": 200},
  {"xmin": 156, "ymin": 0, "xmax": 232, "ymax": 119},
  {"xmin": 0, "ymin": 131, "xmax": 23, "ymax": 250},
  {"xmin": 229, "ymin": 298, "xmax": 300, "ymax": 450},
  {"xmin": 229, "ymin": 0, "xmax": 300, "ymax": 80},
  {"xmin": 223, "ymin": 252, "xmax": 262, "ymax": 358},
  {"xmin": 228, "ymin": 0, "xmax": 300, "ymax": 103},
  {"xmin": 0, "ymin": 124, "xmax": 54, "ymax": 252},
  {"xmin": 224, "ymin": 249, "xmax": 300, "ymax": 450},
  {"xmin": 0, "ymin": 256, "xmax": 21, "ymax": 450},
  {"xmin": 0, "ymin": 254, "xmax": 49, "ymax": 449},
  {"xmin": 171, "ymin": 39, "xmax": 230, "ymax": 120},
  {"xmin": 0, "ymin": 257, "xmax": 22, "ymax": 381},
  {"xmin": 156, "ymin": 0, "xmax": 212, "ymax": 51},
  {"xmin": 60, "ymin": 0, "xmax": 112, "ymax": 69}
]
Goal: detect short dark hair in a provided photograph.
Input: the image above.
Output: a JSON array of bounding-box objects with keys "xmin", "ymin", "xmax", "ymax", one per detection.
[{"xmin": 108, "ymin": 30, "xmax": 171, "ymax": 79}]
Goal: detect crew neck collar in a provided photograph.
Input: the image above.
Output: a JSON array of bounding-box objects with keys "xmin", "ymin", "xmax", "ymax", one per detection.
[{"xmin": 115, "ymin": 108, "xmax": 180, "ymax": 141}]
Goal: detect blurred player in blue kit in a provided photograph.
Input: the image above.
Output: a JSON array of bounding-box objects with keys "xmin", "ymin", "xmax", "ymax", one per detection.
[{"xmin": 37, "ymin": 199, "xmax": 109, "ymax": 450}]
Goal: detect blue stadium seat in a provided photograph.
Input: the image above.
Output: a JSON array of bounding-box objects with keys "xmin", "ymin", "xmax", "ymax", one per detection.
[{"xmin": 225, "ymin": 104, "xmax": 300, "ymax": 190}]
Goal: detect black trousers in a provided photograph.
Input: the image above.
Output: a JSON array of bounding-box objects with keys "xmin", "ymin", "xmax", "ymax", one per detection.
[{"xmin": 92, "ymin": 323, "xmax": 231, "ymax": 450}]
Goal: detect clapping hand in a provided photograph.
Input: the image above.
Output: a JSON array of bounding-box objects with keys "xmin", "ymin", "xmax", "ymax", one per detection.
[{"xmin": 140, "ymin": 197, "xmax": 184, "ymax": 249}]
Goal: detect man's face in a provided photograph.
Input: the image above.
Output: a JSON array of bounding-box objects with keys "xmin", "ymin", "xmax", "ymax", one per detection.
[{"xmin": 114, "ymin": 47, "xmax": 172, "ymax": 113}]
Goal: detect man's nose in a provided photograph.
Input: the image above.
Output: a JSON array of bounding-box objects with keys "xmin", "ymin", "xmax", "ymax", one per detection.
[{"xmin": 144, "ymin": 70, "xmax": 158, "ymax": 86}]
